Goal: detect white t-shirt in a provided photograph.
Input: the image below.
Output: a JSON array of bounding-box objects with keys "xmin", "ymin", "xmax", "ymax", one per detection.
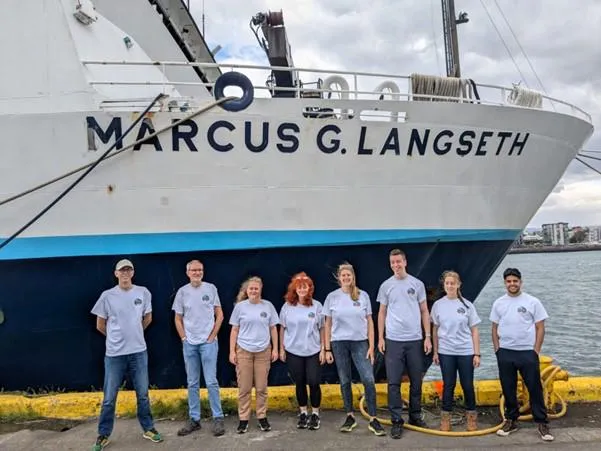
[
  {"xmin": 229, "ymin": 299, "xmax": 279, "ymax": 352},
  {"xmin": 172, "ymin": 282, "xmax": 221, "ymax": 345},
  {"xmin": 91, "ymin": 285, "xmax": 152, "ymax": 357},
  {"xmin": 377, "ymin": 275, "xmax": 426, "ymax": 341},
  {"xmin": 431, "ymin": 296, "xmax": 481, "ymax": 355},
  {"xmin": 489, "ymin": 292, "xmax": 549, "ymax": 351},
  {"xmin": 323, "ymin": 288, "xmax": 372, "ymax": 341},
  {"xmin": 280, "ymin": 301, "xmax": 323, "ymax": 357}
]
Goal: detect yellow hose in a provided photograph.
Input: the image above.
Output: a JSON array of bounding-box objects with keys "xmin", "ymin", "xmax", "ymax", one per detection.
[{"xmin": 358, "ymin": 364, "xmax": 568, "ymax": 437}]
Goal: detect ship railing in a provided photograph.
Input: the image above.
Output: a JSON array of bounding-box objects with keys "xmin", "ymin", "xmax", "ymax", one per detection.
[{"xmin": 81, "ymin": 60, "xmax": 592, "ymax": 123}]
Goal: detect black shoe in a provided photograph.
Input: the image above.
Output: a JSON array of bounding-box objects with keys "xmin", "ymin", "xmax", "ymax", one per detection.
[
  {"xmin": 340, "ymin": 414, "xmax": 357, "ymax": 433},
  {"xmin": 537, "ymin": 423, "xmax": 554, "ymax": 441},
  {"xmin": 297, "ymin": 412, "xmax": 308, "ymax": 429},
  {"xmin": 390, "ymin": 421, "xmax": 403, "ymax": 439},
  {"xmin": 368, "ymin": 418, "xmax": 385, "ymax": 436},
  {"xmin": 408, "ymin": 417, "xmax": 428, "ymax": 428},
  {"xmin": 212, "ymin": 417, "xmax": 225, "ymax": 437},
  {"xmin": 308, "ymin": 413, "xmax": 321, "ymax": 430},
  {"xmin": 496, "ymin": 419, "xmax": 518, "ymax": 436},
  {"xmin": 177, "ymin": 419, "xmax": 201, "ymax": 436},
  {"xmin": 258, "ymin": 417, "xmax": 271, "ymax": 432},
  {"xmin": 237, "ymin": 420, "xmax": 249, "ymax": 434}
]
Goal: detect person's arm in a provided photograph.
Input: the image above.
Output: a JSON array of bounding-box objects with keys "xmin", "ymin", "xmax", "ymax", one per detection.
[
  {"xmin": 270, "ymin": 325, "xmax": 279, "ymax": 362},
  {"xmin": 366, "ymin": 315, "xmax": 375, "ymax": 364},
  {"xmin": 279, "ymin": 325, "xmax": 286, "ymax": 361},
  {"xmin": 207, "ymin": 306, "xmax": 224, "ymax": 343},
  {"xmin": 432, "ymin": 324, "xmax": 439, "ymax": 364},
  {"xmin": 319, "ymin": 325, "xmax": 326, "ymax": 364},
  {"xmin": 420, "ymin": 301, "xmax": 432, "ymax": 353},
  {"xmin": 174, "ymin": 313, "xmax": 186, "ymax": 341},
  {"xmin": 534, "ymin": 320, "xmax": 545, "ymax": 354},
  {"xmin": 491, "ymin": 322, "xmax": 500, "ymax": 352},
  {"xmin": 324, "ymin": 316, "xmax": 334, "ymax": 363},
  {"xmin": 96, "ymin": 317, "xmax": 107, "ymax": 336},
  {"xmin": 377, "ymin": 304, "xmax": 387, "ymax": 353},
  {"xmin": 229, "ymin": 326, "xmax": 239, "ymax": 365},
  {"xmin": 471, "ymin": 326, "xmax": 481, "ymax": 367},
  {"xmin": 142, "ymin": 313, "xmax": 152, "ymax": 330}
]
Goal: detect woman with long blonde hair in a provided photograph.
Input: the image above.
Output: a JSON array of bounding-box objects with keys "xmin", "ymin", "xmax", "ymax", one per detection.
[
  {"xmin": 431, "ymin": 270, "xmax": 481, "ymax": 432},
  {"xmin": 229, "ymin": 276, "xmax": 279, "ymax": 434},
  {"xmin": 323, "ymin": 263, "xmax": 384, "ymax": 436}
]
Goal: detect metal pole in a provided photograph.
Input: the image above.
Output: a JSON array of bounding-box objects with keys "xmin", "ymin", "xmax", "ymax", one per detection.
[{"xmin": 448, "ymin": 0, "xmax": 461, "ymax": 77}]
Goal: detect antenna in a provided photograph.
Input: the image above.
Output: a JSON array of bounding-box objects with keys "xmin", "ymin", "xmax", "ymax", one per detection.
[
  {"xmin": 441, "ymin": 0, "xmax": 469, "ymax": 77},
  {"xmin": 202, "ymin": 0, "xmax": 206, "ymax": 37}
]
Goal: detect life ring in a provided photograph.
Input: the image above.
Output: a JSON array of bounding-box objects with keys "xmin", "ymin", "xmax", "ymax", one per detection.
[{"xmin": 213, "ymin": 71, "xmax": 254, "ymax": 112}]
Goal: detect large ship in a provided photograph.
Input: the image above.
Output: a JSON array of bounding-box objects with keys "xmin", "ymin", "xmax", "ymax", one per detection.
[{"xmin": 0, "ymin": 0, "xmax": 593, "ymax": 391}]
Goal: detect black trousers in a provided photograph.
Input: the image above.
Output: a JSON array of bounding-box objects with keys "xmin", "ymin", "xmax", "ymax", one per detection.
[
  {"xmin": 496, "ymin": 348, "xmax": 548, "ymax": 423},
  {"xmin": 385, "ymin": 339, "xmax": 423, "ymax": 423},
  {"xmin": 287, "ymin": 352, "xmax": 322, "ymax": 408}
]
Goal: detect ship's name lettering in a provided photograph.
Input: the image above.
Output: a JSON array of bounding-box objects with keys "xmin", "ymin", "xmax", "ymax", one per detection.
[{"xmin": 86, "ymin": 117, "xmax": 529, "ymax": 157}]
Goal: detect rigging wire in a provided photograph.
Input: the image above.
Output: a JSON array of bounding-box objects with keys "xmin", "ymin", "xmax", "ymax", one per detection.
[
  {"xmin": 492, "ymin": 0, "xmax": 549, "ymax": 94},
  {"xmin": 575, "ymin": 157, "xmax": 601, "ymax": 176},
  {"xmin": 578, "ymin": 153, "xmax": 601, "ymax": 162},
  {"xmin": 479, "ymin": 0, "xmax": 530, "ymax": 87}
]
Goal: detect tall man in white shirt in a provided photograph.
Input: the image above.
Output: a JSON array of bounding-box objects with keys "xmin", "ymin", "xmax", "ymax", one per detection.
[
  {"xmin": 491, "ymin": 267, "xmax": 554, "ymax": 442},
  {"xmin": 377, "ymin": 249, "xmax": 432, "ymax": 439},
  {"xmin": 173, "ymin": 260, "xmax": 225, "ymax": 437}
]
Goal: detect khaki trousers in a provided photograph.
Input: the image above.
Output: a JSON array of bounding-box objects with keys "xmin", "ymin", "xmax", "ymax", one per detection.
[{"xmin": 236, "ymin": 346, "xmax": 271, "ymax": 420}]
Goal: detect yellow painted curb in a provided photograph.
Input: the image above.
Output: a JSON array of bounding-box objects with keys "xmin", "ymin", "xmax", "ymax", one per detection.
[{"xmin": 1, "ymin": 377, "xmax": 601, "ymax": 420}]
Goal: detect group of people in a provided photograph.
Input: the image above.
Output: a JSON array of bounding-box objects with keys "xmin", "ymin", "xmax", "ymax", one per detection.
[{"xmin": 90, "ymin": 249, "xmax": 554, "ymax": 450}]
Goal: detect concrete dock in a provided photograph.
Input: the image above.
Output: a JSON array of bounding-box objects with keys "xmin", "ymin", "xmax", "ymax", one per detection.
[{"xmin": 2, "ymin": 406, "xmax": 601, "ymax": 450}]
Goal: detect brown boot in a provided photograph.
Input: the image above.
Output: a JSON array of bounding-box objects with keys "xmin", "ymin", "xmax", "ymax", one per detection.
[
  {"xmin": 440, "ymin": 411, "xmax": 451, "ymax": 432},
  {"xmin": 466, "ymin": 411, "xmax": 478, "ymax": 431}
]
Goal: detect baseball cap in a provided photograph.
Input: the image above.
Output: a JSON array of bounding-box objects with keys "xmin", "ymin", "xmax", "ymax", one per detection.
[
  {"xmin": 503, "ymin": 267, "xmax": 521, "ymax": 279},
  {"xmin": 115, "ymin": 259, "xmax": 134, "ymax": 271}
]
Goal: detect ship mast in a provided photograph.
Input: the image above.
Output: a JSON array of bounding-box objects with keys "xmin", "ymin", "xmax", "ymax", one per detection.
[{"xmin": 441, "ymin": 0, "xmax": 469, "ymax": 77}]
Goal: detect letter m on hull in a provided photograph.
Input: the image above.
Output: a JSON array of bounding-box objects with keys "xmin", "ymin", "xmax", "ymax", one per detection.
[{"xmin": 86, "ymin": 117, "xmax": 123, "ymax": 150}]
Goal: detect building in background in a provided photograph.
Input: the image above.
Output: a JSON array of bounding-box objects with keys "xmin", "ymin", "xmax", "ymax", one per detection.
[{"xmin": 542, "ymin": 222, "xmax": 569, "ymax": 245}]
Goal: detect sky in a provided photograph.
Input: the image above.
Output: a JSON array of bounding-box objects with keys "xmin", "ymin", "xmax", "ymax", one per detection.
[{"xmin": 189, "ymin": 0, "xmax": 601, "ymax": 228}]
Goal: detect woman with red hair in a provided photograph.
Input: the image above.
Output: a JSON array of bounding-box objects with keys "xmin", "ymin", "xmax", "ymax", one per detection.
[{"xmin": 279, "ymin": 272, "xmax": 326, "ymax": 431}]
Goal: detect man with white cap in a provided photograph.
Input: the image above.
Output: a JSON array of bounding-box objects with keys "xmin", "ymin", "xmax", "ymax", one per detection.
[{"xmin": 91, "ymin": 259, "xmax": 163, "ymax": 451}]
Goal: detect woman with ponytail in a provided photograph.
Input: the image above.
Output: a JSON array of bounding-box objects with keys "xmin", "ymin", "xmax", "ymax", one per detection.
[
  {"xmin": 431, "ymin": 271, "xmax": 481, "ymax": 432},
  {"xmin": 323, "ymin": 263, "xmax": 385, "ymax": 436}
]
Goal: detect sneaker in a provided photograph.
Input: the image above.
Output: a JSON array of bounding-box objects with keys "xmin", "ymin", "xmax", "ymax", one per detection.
[
  {"xmin": 142, "ymin": 428, "xmax": 163, "ymax": 443},
  {"xmin": 340, "ymin": 414, "xmax": 357, "ymax": 433},
  {"xmin": 258, "ymin": 417, "xmax": 271, "ymax": 432},
  {"xmin": 297, "ymin": 412, "xmax": 308, "ymax": 429},
  {"xmin": 308, "ymin": 413, "xmax": 321, "ymax": 430},
  {"xmin": 237, "ymin": 420, "xmax": 249, "ymax": 434},
  {"xmin": 496, "ymin": 419, "xmax": 519, "ymax": 436},
  {"xmin": 408, "ymin": 417, "xmax": 428, "ymax": 428},
  {"xmin": 368, "ymin": 418, "xmax": 386, "ymax": 436},
  {"xmin": 177, "ymin": 419, "xmax": 201, "ymax": 436},
  {"xmin": 92, "ymin": 435, "xmax": 109, "ymax": 451},
  {"xmin": 537, "ymin": 423, "xmax": 554, "ymax": 441},
  {"xmin": 212, "ymin": 417, "xmax": 225, "ymax": 437},
  {"xmin": 390, "ymin": 421, "xmax": 403, "ymax": 439}
]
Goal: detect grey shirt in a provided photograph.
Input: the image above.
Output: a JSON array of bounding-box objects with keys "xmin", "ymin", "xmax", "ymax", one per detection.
[
  {"xmin": 323, "ymin": 288, "xmax": 372, "ymax": 341},
  {"xmin": 431, "ymin": 296, "xmax": 481, "ymax": 355},
  {"xmin": 229, "ymin": 299, "xmax": 279, "ymax": 352},
  {"xmin": 280, "ymin": 301, "xmax": 323, "ymax": 357},
  {"xmin": 377, "ymin": 275, "xmax": 426, "ymax": 341},
  {"xmin": 490, "ymin": 292, "xmax": 549, "ymax": 351},
  {"xmin": 91, "ymin": 285, "xmax": 152, "ymax": 357},
  {"xmin": 172, "ymin": 282, "xmax": 221, "ymax": 345}
]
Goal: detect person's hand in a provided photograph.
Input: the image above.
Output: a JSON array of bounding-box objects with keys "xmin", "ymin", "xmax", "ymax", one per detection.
[
  {"xmin": 279, "ymin": 348, "xmax": 286, "ymax": 362},
  {"xmin": 229, "ymin": 351, "xmax": 237, "ymax": 366},
  {"xmin": 378, "ymin": 339, "xmax": 386, "ymax": 354},
  {"xmin": 433, "ymin": 353, "xmax": 439, "ymax": 365},
  {"xmin": 271, "ymin": 348, "xmax": 279, "ymax": 362},
  {"xmin": 366, "ymin": 347, "xmax": 375, "ymax": 365},
  {"xmin": 319, "ymin": 349, "xmax": 326, "ymax": 365},
  {"xmin": 326, "ymin": 350, "xmax": 334, "ymax": 364},
  {"xmin": 473, "ymin": 355, "xmax": 481, "ymax": 368},
  {"xmin": 424, "ymin": 337, "xmax": 432, "ymax": 354}
]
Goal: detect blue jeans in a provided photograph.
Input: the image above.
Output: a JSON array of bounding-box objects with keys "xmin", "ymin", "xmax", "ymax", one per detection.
[
  {"xmin": 183, "ymin": 340, "xmax": 223, "ymax": 420},
  {"xmin": 98, "ymin": 350, "xmax": 154, "ymax": 436},
  {"xmin": 439, "ymin": 353, "xmax": 476, "ymax": 412},
  {"xmin": 331, "ymin": 340, "xmax": 377, "ymax": 417}
]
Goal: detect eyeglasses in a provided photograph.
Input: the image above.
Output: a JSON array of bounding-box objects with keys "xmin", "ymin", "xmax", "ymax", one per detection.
[{"xmin": 189, "ymin": 269, "xmax": 203, "ymax": 272}]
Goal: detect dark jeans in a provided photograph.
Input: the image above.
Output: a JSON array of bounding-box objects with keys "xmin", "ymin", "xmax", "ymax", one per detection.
[
  {"xmin": 385, "ymin": 339, "xmax": 423, "ymax": 423},
  {"xmin": 438, "ymin": 354, "xmax": 476, "ymax": 411},
  {"xmin": 98, "ymin": 350, "xmax": 154, "ymax": 436},
  {"xmin": 331, "ymin": 340, "xmax": 377, "ymax": 417},
  {"xmin": 286, "ymin": 352, "xmax": 322, "ymax": 408},
  {"xmin": 496, "ymin": 348, "xmax": 548, "ymax": 424}
]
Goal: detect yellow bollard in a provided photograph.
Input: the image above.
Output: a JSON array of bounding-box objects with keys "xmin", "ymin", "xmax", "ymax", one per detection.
[{"xmin": 539, "ymin": 355, "xmax": 553, "ymax": 373}]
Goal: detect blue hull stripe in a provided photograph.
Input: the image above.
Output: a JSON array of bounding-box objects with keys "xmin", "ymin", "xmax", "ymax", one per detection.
[{"xmin": 0, "ymin": 228, "xmax": 520, "ymax": 260}]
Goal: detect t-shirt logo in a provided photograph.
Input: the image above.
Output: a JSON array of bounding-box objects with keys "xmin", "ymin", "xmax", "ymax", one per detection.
[
  {"xmin": 353, "ymin": 301, "xmax": 361, "ymax": 307},
  {"xmin": 134, "ymin": 298, "xmax": 142, "ymax": 305},
  {"xmin": 308, "ymin": 312, "xmax": 316, "ymax": 318},
  {"xmin": 260, "ymin": 311, "xmax": 268, "ymax": 318},
  {"xmin": 407, "ymin": 287, "xmax": 416, "ymax": 295},
  {"xmin": 202, "ymin": 295, "xmax": 210, "ymax": 302},
  {"xmin": 517, "ymin": 306, "xmax": 527, "ymax": 314},
  {"xmin": 457, "ymin": 307, "xmax": 466, "ymax": 314}
]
